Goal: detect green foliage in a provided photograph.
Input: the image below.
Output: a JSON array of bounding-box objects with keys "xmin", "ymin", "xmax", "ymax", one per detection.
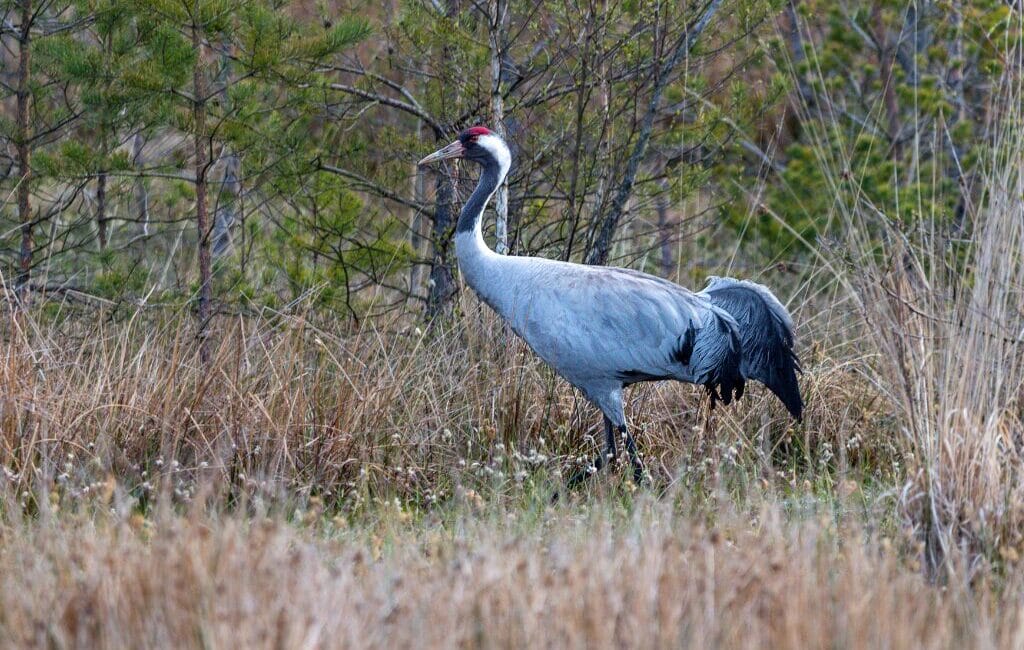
[
  {"xmin": 0, "ymin": 0, "xmax": 394, "ymax": 311},
  {"xmin": 729, "ymin": 0, "xmax": 1019, "ymax": 259},
  {"xmin": 260, "ymin": 170, "xmax": 409, "ymax": 310},
  {"xmin": 4, "ymin": 0, "xmax": 1015, "ymax": 324}
]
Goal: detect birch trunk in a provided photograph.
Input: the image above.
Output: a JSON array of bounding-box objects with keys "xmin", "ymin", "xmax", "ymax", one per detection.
[
  {"xmin": 192, "ymin": 22, "xmax": 212, "ymax": 365},
  {"xmin": 15, "ymin": 0, "xmax": 33, "ymax": 298},
  {"xmin": 489, "ymin": 0, "xmax": 508, "ymax": 255},
  {"xmin": 213, "ymin": 45, "xmax": 239, "ymax": 257},
  {"xmin": 132, "ymin": 133, "xmax": 150, "ymax": 236}
]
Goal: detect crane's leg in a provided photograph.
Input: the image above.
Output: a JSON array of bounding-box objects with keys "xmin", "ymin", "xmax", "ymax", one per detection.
[
  {"xmin": 603, "ymin": 415, "xmax": 618, "ymax": 466},
  {"xmin": 566, "ymin": 416, "xmax": 617, "ymax": 489},
  {"xmin": 620, "ymin": 425, "xmax": 645, "ymax": 484}
]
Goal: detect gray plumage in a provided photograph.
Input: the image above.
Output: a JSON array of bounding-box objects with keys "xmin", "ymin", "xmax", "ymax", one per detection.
[
  {"xmin": 420, "ymin": 128, "xmax": 802, "ymax": 485},
  {"xmin": 461, "ymin": 244, "xmax": 802, "ymax": 424}
]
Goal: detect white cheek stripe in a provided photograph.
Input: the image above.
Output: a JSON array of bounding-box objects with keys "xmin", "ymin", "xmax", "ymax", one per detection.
[{"xmin": 476, "ymin": 134, "xmax": 511, "ymax": 181}]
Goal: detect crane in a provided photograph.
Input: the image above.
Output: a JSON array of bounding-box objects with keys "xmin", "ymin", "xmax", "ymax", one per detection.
[{"xmin": 419, "ymin": 126, "xmax": 802, "ymax": 486}]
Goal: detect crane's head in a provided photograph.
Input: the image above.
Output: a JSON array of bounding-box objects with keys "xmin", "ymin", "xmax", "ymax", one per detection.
[{"xmin": 417, "ymin": 126, "xmax": 510, "ymax": 171}]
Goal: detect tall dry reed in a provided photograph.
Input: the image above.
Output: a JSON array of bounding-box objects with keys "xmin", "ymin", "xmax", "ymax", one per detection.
[{"xmin": 794, "ymin": 20, "xmax": 1024, "ymax": 571}]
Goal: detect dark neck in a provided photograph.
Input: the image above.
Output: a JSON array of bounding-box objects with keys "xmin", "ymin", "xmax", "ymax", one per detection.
[{"xmin": 456, "ymin": 158, "xmax": 503, "ymax": 234}]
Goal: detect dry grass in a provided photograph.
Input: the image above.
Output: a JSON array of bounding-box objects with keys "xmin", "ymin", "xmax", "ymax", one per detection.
[
  {"xmin": 0, "ymin": 288, "xmax": 874, "ymax": 515},
  {"xmin": 799, "ymin": 39, "xmax": 1024, "ymax": 572},
  {"xmin": 0, "ymin": 279, "xmax": 929, "ymax": 649},
  {"xmin": 0, "ymin": 282, "xmax": 1006, "ymax": 649},
  {"xmin": 1, "ymin": 496, "xmax": 1019, "ymax": 650}
]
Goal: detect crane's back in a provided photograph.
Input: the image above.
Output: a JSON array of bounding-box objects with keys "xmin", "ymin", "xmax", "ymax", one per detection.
[{"xmin": 462, "ymin": 251, "xmax": 742, "ymax": 392}]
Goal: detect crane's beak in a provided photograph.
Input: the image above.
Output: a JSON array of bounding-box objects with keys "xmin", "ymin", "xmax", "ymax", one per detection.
[{"xmin": 418, "ymin": 140, "xmax": 465, "ymax": 166}]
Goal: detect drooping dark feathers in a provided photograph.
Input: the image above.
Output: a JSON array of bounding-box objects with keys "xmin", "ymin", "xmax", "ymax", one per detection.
[
  {"xmin": 700, "ymin": 277, "xmax": 803, "ymax": 420},
  {"xmin": 692, "ymin": 310, "xmax": 745, "ymax": 411}
]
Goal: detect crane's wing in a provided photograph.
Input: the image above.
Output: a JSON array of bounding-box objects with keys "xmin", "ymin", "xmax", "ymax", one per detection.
[
  {"xmin": 527, "ymin": 267, "xmax": 703, "ymax": 378},
  {"xmin": 494, "ymin": 259, "xmax": 736, "ymax": 392},
  {"xmin": 699, "ymin": 276, "xmax": 803, "ymax": 420}
]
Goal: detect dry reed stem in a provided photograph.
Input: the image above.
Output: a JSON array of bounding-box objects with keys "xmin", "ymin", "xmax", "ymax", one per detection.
[{"xmin": 0, "ymin": 498, "xmax": 1016, "ymax": 650}]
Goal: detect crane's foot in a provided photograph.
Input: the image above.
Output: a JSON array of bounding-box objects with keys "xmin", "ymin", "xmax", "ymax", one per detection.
[
  {"xmin": 557, "ymin": 418, "xmax": 647, "ymax": 497},
  {"xmin": 621, "ymin": 425, "xmax": 646, "ymax": 486},
  {"xmin": 551, "ymin": 461, "xmax": 603, "ymax": 503},
  {"xmin": 631, "ymin": 462, "xmax": 646, "ymax": 486},
  {"xmin": 552, "ymin": 463, "xmax": 645, "ymax": 503},
  {"xmin": 565, "ymin": 454, "xmax": 605, "ymax": 490}
]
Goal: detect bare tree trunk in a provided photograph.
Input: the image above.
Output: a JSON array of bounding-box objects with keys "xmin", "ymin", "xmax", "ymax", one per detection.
[
  {"xmin": 656, "ymin": 179, "xmax": 672, "ymax": 277},
  {"xmin": 96, "ymin": 32, "xmax": 112, "ymax": 251},
  {"xmin": 947, "ymin": 0, "xmax": 968, "ymax": 229},
  {"xmin": 192, "ymin": 22, "xmax": 212, "ymax": 365},
  {"xmin": 96, "ymin": 170, "xmax": 108, "ymax": 249},
  {"xmin": 504, "ymin": 115, "xmax": 523, "ymax": 254},
  {"xmin": 489, "ymin": 0, "xmax": 509, "ymax": 255},
  {"xmin": 132, "ymin": 133, "xmax": 150, "ymax": 236},
  {"xmin": 786, "ymin": 0, "xmax": 813, "ymax": 106},
  {"xmin": 15, "ymin": 0, "xmax": 33, "ymax": 299},
  {"xmin": 426, "ymin": 160, "xmax": 456, "ymax": 319},
  {"xmin": 426, "ymin": 0, "xmax": 460, "ymax": 319},
  {"xmin": 213, "ymin": 152, "xmax": 239, "ymax": 256},
  {"xmin": 872, "ymin": 2, "xmax": 901, "ymax": 159},
  {"xmin": 587, "ymin": 0, "xmax": 721, "ymax": 266},
  {"xmin": 582, "ymin": 48, "xmax": 612, "ymax": 258},
  {"xmin": 213, "ymin": 44, "xmax": 238, "ymax": 258},
  {"xmin": 563, "ymin": 8, "xmax": 593, "ymax": 262},
  {"xmin": 409, "ymin": 122, "xmax": 427, "ymax": 298}
]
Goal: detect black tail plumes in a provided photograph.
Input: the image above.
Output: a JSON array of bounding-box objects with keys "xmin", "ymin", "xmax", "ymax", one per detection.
[
  {"xmin": 696, "ymin": 311, "xmax": 745, "ymax": 411},
  {"xmin": 702, "ymin": 277, "xmax": 803, "ymax": 421}
]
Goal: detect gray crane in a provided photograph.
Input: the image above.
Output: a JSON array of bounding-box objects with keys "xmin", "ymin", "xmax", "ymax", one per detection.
[{"xmin": 419, "ymin": 126, "xmax": 802, "ymax": 486}]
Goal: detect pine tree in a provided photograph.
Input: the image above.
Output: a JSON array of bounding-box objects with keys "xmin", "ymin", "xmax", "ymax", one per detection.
[
  {"xmin": 0, "ymin": 0, "xmax": 78, "ymax": 300},
  {"xmin": 41, "ymin": 0, "xmax": 156, "ymax": 254},
  {"xmin": 125, "ymin": 0, "xmax": 368, "ymax": 362}
]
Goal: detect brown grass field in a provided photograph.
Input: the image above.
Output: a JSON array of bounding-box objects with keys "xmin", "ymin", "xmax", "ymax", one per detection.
[{"xmin": 0, "ymin": 241, "xmax": 1021, "ymax": 649}]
